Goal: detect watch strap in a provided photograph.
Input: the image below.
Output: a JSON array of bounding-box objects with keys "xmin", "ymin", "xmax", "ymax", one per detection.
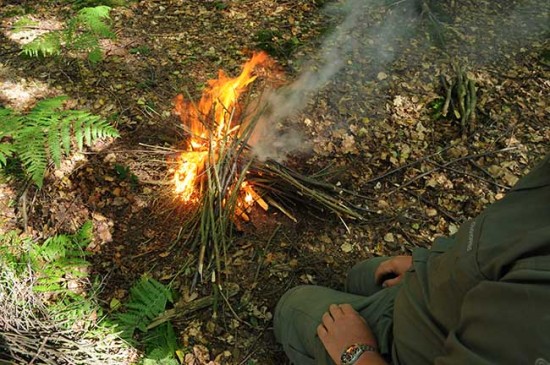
[{"xmin": 340, "ymin": 343, "xmax": 378, "ymax": 365}]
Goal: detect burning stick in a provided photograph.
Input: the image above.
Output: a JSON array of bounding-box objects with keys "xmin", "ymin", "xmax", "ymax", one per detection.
[{"xmin": 170, "ymin": 52, "xmax": 365, "ymax": 285}]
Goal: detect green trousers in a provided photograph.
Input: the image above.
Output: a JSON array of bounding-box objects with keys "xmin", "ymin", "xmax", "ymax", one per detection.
[{"xmin": 274, "ymin": 257, "xmax": 400, "ymax": 364}]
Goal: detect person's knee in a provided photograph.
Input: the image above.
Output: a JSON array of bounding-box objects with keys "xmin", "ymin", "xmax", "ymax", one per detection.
[{"xmin": 274, "ymin": 285, "xmax": 312, "ymax": 343}]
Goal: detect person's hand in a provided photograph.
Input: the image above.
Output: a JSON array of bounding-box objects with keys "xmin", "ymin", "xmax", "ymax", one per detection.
[
  {"xmin": 374, "ymin": 255, "xmax": 412, "ymax": 288},
  {"xmin": 317, "ymin": 304, "xmax": 386, "ymax": 365}
]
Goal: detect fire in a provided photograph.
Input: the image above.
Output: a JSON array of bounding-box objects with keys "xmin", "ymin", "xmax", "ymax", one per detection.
[{"xmin": 173, "ymin": 52, "xmax": 272, "ymax": 210}]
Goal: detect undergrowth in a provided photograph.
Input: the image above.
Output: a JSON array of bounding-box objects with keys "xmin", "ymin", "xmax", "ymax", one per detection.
[
  {"xmin": 0, "ymin": 224, "xmax": 186, "ymax": 364},
  {"xmin": 0, "ymin": 95, "xmax": 119, "ymax": 187},
  {"xmin": 113, "ymin": 277, "xmax": 183, "ymax": 365},
  {"xmin": 0, "ymin": 223, "xmax": 135, "ymax": 364},
  {"xmin": 14, "ymin": 5, "xmax": 114, "ymax": 62}
]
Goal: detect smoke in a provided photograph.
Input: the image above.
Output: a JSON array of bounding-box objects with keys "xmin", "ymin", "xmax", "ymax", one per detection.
[
  {"xmin": 250, "ymin": 0, "xmax": 549, "ymax": 162},
  {"xmin": 251, "ymin": 0, "xmax": 420, "ymax": 161}
]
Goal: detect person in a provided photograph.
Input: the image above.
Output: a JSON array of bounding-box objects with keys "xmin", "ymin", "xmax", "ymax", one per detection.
[{"xmin": 274, "ymin": 154, "xmax": 550, "ymax": 365}]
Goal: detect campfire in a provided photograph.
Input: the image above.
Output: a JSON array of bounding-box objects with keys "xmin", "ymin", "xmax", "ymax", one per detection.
[
  {"xmin": 173, "ymin": 52, "xmax": 271, "ymax": 221},
  {"xmin": 170, "ymin": 52, "xmax": 365, "ymax": 283}
]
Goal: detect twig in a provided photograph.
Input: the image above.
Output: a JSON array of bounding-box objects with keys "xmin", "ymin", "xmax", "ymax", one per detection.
[
  {"xmin": 254, "ymin": 225, "xmax": 281, "ymax": 282},
  {"xmin": 28, "ymin": 335, "xmax": 48, "ymax": 365},
  {"xmin": 429, "ymin": 158, "xmax": 509, "ymax": 190},
  {"xmin": 401, "ymin": 187, "xmax": 458, "ymax": 222},
  {"xmin": 147, "ymin": 283, "xmax": 240, "ymax": 330},
  {"xmin": 389, "ymin": 147, "xmax": 517, "ymax": 195}
]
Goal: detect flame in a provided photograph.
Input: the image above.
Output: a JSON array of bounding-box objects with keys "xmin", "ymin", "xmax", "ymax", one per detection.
[{"xmin": 173, "ymin": 52, "xmax": 273, "ymax": 204}]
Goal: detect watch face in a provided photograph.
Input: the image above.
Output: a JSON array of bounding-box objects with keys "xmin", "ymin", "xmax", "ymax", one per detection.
[{"xmin": 341, "ymin": 344, "xmax": 361, "ymax": 365}]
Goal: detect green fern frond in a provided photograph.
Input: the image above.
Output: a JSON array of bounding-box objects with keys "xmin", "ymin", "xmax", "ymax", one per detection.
[
  {"xmin": 22, "ymin": 32, "xmax": 62, "ymax": 58},
  {"xmin": 0, "ymin": 97, "xmax": 119, "ymax": 187},
  {"xmin": 34, "ymin": 95, "xmax": 68, "ymax": 112},
  {"xmin": 31, "ymin": 222, "xmax": 93, "ymax": 293},
  {"xmin": 12, "ymin": 16, "xmax": 39, "ymax": 33},
  {"xmin": 142, "ymin": 323, "xmax": 179, "ymax": 364},
  {"xmin": 48, "ymin": 120, "xmax": 63, "ymax": 166},
  {"xmin": 77, "ymin": 6, "xmax": 113, "ymax": 38},
  {"xmin": 115, "ymin": 277, "xmax": 173, "ymax": 339},
  {"xmin": 87, "ymin": 47, "xmax": 103, "ymax": 63},
  {"xmin": 0, "ymin": 143, "xmax": 16, "ymax": 166},
  {"xmin": 74, "ymin": 220, "xmax": 93, "ymax": 247},
  {"xmin": 70, "ymin": 32, "xmax": 100, "ymax": 51},
  {"xmin": 16, "ymin": 129, "xmax": 48, "ymax": 187}
]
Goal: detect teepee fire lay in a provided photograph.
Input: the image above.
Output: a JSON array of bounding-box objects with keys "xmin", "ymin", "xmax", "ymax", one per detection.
[{"xmin": 170, "ymin": 52, "xmax": 365, "ymax": 282}]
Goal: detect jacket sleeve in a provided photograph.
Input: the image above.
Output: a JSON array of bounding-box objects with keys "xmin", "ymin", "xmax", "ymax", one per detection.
[{"xmin": 435, "ymin": 260, "xmax": 550, "ymax": 365}]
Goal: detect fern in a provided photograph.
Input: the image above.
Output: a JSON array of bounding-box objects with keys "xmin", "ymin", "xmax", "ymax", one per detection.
[
  {"xmin": 11, "ymin": 16, "xmax": 39, "ymax": 33},
  {"xmin": 0, "ymin": 96, "xmax": 119, "ymax": 187},
  {"xmin": 22, "ymin": 31, "xmax": 62, "ymax": 57},
  {"xmin": 21, "ymin": 6, "xmax": 114, "ymax": 63},
  {"xmin": 30, "ymin": 221, "xmax": 93, "ymax": 293},
  {"xmin": 115, "ymin": 277, "xmax": 173, "ymax": 341},
  {"xmin": 141, "ymin": 323, "xmax": 179, "ymax": 365}
]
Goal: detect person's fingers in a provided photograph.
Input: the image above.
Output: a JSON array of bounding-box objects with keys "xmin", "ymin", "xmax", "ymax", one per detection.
[
  {"xmin": 322, "ymin": 311, "xmax": 334, "ymax": 326},
  {"xmin": 317, "ymin": 323, "xmax": 328, "ymax": 337},
  {"xmin": 339, "ymin": 303, "xmax": 355, "ymax": 314},
  {"xmin": 329, "ymin": 304, "xmax": 344, "ymax": 319},
  {"xmin": 382, "ymin": 274, "xmax": 404, "ymax": 288},
  {"xmin": 374, "ymin": 259, "xmax": 394, "ymax": 284}
]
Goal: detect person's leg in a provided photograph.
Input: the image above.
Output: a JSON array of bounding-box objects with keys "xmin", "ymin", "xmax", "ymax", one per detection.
[
  {"xmin": 274, "ymin": 283, "xmax": 399, "ymax": 364},
  {"xmin": 346, "ymin": 256, "xmax": 390, "ymax": 296}
]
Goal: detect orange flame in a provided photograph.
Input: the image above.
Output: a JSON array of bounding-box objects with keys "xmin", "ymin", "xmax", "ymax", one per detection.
[{"xmin": 173, "ymin": 52, "xmax": 273, "ymax": 202}]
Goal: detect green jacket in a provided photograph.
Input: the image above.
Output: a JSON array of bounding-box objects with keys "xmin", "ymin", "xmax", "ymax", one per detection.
[{"xmin": 393, "ymin": 155, "xmax": 550, "ymax": 364}]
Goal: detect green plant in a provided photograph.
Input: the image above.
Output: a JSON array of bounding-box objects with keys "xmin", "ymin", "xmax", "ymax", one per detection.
[
  {"xmin": 115, "ymin": 277, "xmax": 173, "ymax": 341},
  {"xmin": 115, "ymin": 163, "xmax": 139, "ymax": 189},
  {"xmin": 142, "ymin": 323, "xmax": 179, "ymax": 365},
  {"xmin": 0, "ymin": 96, "xmax": 119, "ymax": 187},
  {"xmin": 18, "ymin": 6, "xmax": 114, "ymax": 63},
  {"xmin": 130, "ymin": 45, "xmax": 152, "ymax": 55},
  {"xmin": 29, "ymin": 220, "xmax": 92, "ymax": 293},
  {"xmin": 254, "ymin": 29, "xmax": 300, "ymax": 58},
  {"xmin": 69, "ymin": 0, "xmax": 130, "ymax": 9},
  {"xmin": 114, "ymin": 277, "xmax": 182, "ymax": 363},
  {"xmin": 0, "ymin": 224, "xmax": 134, "ymax": 364}
]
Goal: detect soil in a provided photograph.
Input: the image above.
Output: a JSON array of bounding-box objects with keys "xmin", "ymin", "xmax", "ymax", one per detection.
[{"xmin": 0, "ymin": 0, "xmax": 548, "ymax": 364}]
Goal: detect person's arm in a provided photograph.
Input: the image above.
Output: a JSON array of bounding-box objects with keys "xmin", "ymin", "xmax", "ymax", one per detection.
[
  {"xmin": 374, "ymin": 255, "xmax": 412, "ymax": 287},
  {"xmin": 355, "ymin": 351, "xmax": 388, "ymax": 365}
]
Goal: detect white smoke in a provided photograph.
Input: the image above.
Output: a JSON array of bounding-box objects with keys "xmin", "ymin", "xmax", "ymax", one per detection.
[
  {"xmin": 250, "ymin": 0, "xmax": 549, "ymax": 162},
  {"xmin": 251, "ymin": 0, "xmax": 420, "ymax": 161}
]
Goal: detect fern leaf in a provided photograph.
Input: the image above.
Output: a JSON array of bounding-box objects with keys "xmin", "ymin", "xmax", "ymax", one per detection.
[
  {"xmin": 69, "ymin": 32, "xmax": 100, "ymax": 52},
  {"xmin": 143, "ymin": 323, "xmax": 178, "ymax": 362},
  {"xmin": 1, "ymin": 97, "xmax": 118, "ymax": 187},
  {"xmin": 16, "ymin": 129, "xmax": 48, "ymax": 187},
  {"xmin": 115, "ymin": 277, "xmax": 173, "ymax": 338},
  {"xmin": 12, "ymin": 16, "xmax": 39, "ymax": 33},
  {"xmin": 34, "ymin": 96, "xmax": 68, "ymax": 113},
  {"xmin": 0, "ymin": 144, "xmax": 15, "ymax": 166},
  {"xmin": 74, "ymin": 116, "xmax": 84, "ymax": 151},
  {"xmin": 61, "ymin": 115, "xmax": 72, "ymax": 155},
  {"xmin": 77, "ymin": 6, "xmax": 113, "ymax": 37},
  {"xmin": 0, "ymin": 107, "xmax": 18, "ymax": 134},
  {"xmin": 47, "ymin": 119, "xmax": 63, "ymax": 167},
  {"xmin": 22, "ymin": 32, "xmax": 62, "ymax": 57},
  {"xmin": 87, "ymin": 47, "xmax": 103, "ymax": 63},
  {"xmin": 74, "ymin": 220, "xmax": 93, "ymax": 248}
]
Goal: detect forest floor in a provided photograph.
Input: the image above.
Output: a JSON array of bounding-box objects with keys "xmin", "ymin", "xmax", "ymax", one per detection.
[{"xmin": 0, "ymin": 0, "xmax": 548, "ymax": 363}]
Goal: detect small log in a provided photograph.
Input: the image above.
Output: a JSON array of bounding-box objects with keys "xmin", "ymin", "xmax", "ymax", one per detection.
[{"xmin": 147, "ymin": 283, "xmax": 240, "ymax": 330}]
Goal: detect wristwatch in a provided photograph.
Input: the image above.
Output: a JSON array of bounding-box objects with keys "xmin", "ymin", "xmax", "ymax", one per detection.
[{"xmin": 341, "ymin": 343, "xmax": 378, "ymax": 365}]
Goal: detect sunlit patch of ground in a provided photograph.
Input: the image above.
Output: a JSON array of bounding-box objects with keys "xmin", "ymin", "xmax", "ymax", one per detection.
[
  {"xmin": 2, "ymin": 16, "xmax": 63, "ymax": 45},
  {"xmin": 0, "ymin": 64, "xmax": 53, "ymax": 110}
]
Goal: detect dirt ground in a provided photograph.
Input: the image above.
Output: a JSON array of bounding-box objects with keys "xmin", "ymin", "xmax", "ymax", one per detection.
[{"xmin": 0, "ymin": 0, "xmax": 548, "ymax": 363}]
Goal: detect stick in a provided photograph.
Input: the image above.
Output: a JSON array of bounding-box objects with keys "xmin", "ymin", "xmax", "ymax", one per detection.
[
  {"xmin": 147, "ymin": 283, "xmax": 240, "ymax": 330},
  {"xmin": 389, "ymin": 147, "xmax": 517, "ymax": 195}
]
